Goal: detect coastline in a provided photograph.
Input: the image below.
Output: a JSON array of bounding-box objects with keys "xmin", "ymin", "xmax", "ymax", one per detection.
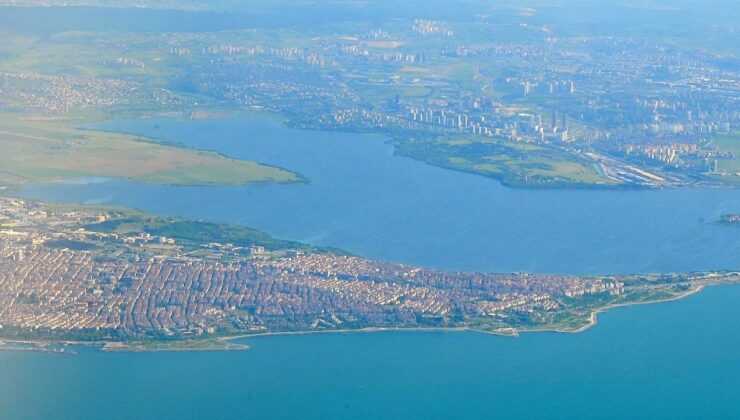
[
  {"xmin": 0, "ymin": 282, "xmax": 730, "ymax": 353},
  {"xmin": 216, "ymin": 282, "xmax": 721, "ymax": 345},
  {"xmin": 517, "ymin": 284, "xmax": 707, "ymax": 336},
  {"xmin": 1, "ymin": 190, "xmax": 737, "ymax": 353}
]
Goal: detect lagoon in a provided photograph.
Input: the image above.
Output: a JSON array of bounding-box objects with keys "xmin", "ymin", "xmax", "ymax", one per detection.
[{"xmin": 19, "ymin": 114, "xmax": 740, "ymax": 275}]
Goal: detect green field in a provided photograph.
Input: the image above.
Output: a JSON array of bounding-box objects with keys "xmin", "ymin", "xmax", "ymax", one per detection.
[
  {"xmin": 705, "ymin": 134, "xmax": 740, "ymax": 185},
  {"xmin": 86, "ymin": 216, "xmax": 312, "ymax": 251},
  {"xmin": 0, "ymin": 114, "xmax": 301, "ymax": 186},
  {"xmin": 73, "ymin": 204, "xmax": 343, "ymax": 254},
  {"xmin": 393, "ymin": 134, "xmax": 615, "ymax": 188}
]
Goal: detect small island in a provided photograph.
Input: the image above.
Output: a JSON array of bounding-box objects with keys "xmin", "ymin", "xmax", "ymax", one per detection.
[{"xmin": 719, "ymin": 214, "xmax": 740, "ymax": 226}]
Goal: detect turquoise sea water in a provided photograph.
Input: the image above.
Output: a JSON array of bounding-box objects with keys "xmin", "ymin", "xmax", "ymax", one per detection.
[{"xmin": 1, "ymin": 285, "xmax": 739, "ymax": 420}]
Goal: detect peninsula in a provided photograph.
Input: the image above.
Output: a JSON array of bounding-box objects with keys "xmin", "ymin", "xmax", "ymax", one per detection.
[
  {"xmin": 0, "ymin": 196, "xmax": 737, "ymax": 351},
  {"xmin": 0, "ymin": 114, "xmax": 301, "ymax": 187}
]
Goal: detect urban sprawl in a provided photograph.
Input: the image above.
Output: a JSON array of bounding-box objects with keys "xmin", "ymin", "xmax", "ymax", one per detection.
[{"xmin": 0, "ymin": 197, "xmax": 736, "ymax": 343}]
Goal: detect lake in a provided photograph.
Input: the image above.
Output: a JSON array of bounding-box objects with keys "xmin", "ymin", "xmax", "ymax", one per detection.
[
  {"xmin": 18, "ymin": 114, "xmax": 740, "ymax": 275},
  {"xmin": 1, "ymin": 285, "xmax": 739, "ymax": 419}
]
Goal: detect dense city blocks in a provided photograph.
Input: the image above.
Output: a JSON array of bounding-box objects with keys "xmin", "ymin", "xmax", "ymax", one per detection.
[{"xmin": 0, "ymin": 197, "xmax": 736, "ymax": 347}]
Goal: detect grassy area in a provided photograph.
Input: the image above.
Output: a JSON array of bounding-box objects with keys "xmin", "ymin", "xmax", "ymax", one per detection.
[
  {"xmin": 394, "ymin": 134, "xmax": 615, "ymax": 188},
  {"xmin": 703, "ymin": 133, "xmax": 740, "ymax": 185},
  {"xmin": 79, "ymin": 207, "xmax": 343, "ymax": 254},
  {"xmin": 346, "ymin": 78, "xmax": 434, "ymax": 102},
  {"xmin": 0, "ymin": 114, "xmax": 301, "ymax": 186}
]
